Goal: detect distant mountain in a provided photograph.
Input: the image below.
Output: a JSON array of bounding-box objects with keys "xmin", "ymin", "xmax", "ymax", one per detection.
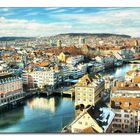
[
  {"xmin": 0, "ymin": 37, "xmax": 34, "ymax": 41},
  {"xmin": 57, "ymin": 33, "xmax": 131, "ymax": 38},
  {"xmin": 0, "ymin": 33, "xmax": 131, "ymax": 41}
]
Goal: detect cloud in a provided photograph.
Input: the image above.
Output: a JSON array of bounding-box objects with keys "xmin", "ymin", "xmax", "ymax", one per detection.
[
  {"xmin": 0, "ymin": 8, "xmax": 140, "ymax": 37},
  {"xmin": 51, "ymin": 8, "xmax": 140, "ymax": 37},
  {"xmin": 0, "ymin": 17, "xmax": 72, "ymax": 37}
]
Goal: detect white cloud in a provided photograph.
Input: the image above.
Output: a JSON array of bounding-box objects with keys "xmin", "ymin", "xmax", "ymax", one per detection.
[
  {"xmin": 52, "ymin": 8, "xmax": 140, "ymax": 37},
  {"xmin": 0, "ymin": 8, "xmax": 140, "ymax": 37},
  {"xmin": 0, "ymin": 17, "xmax": 72, "ymax": 37}
]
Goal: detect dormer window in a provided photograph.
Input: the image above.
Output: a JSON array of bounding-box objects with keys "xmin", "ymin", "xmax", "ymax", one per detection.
[{"xmin": 124, "ymin": 102, "xmax": 130, "ymax": 107}]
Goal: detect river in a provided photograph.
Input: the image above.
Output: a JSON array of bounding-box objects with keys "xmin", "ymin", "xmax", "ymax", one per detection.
[{"xmin": 0, "ymin": 63, "xmax": 140, "ymax": 133}]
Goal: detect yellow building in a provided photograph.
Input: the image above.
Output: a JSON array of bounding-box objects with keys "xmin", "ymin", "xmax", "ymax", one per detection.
[
  {"xmin": 75, "ymin": 74, "xmax": 105, "ymax": 108},
  {"xmin": 57, "ymin": 52, "xmax": 70, "ymax": 62}
]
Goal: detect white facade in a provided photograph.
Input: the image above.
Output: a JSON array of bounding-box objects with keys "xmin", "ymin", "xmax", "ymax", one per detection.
[
  {"xmin": 66, "ymin": 55, "xmax": 84, "ymax": 65},
  {"xmin": 22, "ymin": 70, "xmax": 62, "ymax": 89}
]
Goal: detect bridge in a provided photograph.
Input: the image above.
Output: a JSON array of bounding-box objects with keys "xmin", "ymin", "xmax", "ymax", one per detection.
[{"xmin": 54, "ymin": 86, "xmax": 75, "ymax": 98}]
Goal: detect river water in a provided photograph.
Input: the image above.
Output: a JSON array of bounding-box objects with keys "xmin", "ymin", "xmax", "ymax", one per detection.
[{"xmin": 0, "ymin": 63, "xmax": 140, "ymax": 133}]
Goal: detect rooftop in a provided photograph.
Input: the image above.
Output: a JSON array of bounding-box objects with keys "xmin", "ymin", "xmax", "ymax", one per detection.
[{"xmin": 87, "ymin": 102, "xmax": 115, "ymax": 132}]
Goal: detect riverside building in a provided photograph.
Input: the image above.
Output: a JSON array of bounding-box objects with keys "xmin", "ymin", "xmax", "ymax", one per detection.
[
  {"xmin": 110, "ymin": 69, "xmax": 140, "ymax": 133},
  {"xmin": 22, "ymin": 70, "xmax": 62, "ymax": 90},
  {"xmin": 75, "ymin": 74, "xmax": 105, "ymax": 109},
  {"xmin": 0, "ymin": 71, "xmax": 24, "ymax": 108}
]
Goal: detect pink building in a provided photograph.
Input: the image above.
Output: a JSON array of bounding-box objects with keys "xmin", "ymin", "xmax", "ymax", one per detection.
[{"xmin": 0, "ymin": 73, "xmax": 24, "ymax": 107}]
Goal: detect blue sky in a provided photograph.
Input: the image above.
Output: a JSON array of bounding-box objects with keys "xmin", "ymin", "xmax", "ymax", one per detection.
[{"xmin": 0, "ymin": 8, "xmax": 140, "ymax": 37}]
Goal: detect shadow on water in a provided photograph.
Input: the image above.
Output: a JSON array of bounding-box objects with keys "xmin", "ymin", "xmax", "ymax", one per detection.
[{"xmin": 0, "ymin": 106, "xmax": 24, "ymax": 129}]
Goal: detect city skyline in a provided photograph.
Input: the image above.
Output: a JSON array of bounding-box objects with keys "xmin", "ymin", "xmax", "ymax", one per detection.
[{"xmin": 0, "ymin": 7, "xmax": 140, "ymax": 37}]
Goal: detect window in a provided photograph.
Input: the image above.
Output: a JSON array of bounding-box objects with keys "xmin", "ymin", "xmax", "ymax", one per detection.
[
  {"xmin": 115, "ymin": 114, "xmax": 121, "ymax": 117},
  {"xmin": 124, "ymin": 120, "xmax": 129, "ymax": 123},
  {"xmin": 85, "ymin": 122, "xmax": 88, "ymax": 126},
  {"xmin": 89, "ymin": 88, "xmax": 93, "ymax": 92},
  {"xmin": 113, "ymin": 124, "xmax": 121, "ymax": 128},
  {"xmin": 78, "ymin": 121, "xmax": 82, "ymax": 125},
  {"xmin": 115, "ymin": 102, "xmax": 120, "ymax": 106},
  {"xmin": 124, "ymin": 102, "xmax": 130, "ymax": 107},
  {"xmin": 89, "ymin": 94, "xmax": 92, "ymax": 96},
  {"xmin": 116, "ymin": 119, "xmax": 121, "ymax": 122},
  {"xmin": 125, "ymin": 125, "xmax": 128, "ymax": 128},
  {"xmin": 124, "ymin": 114, "xmax": 129, "ymax": 118}
]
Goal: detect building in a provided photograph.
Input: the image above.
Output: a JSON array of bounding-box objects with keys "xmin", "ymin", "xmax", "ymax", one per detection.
[
  {"xmin": 57, "ymin": 40, "xmax": 62, "ymax": 48},
  {"xmin": 68, "ymin": 102, "xmax": 115, "ymax": 133},
  {"xmin": 110, "ymin": 69, "xmax": 140, "ymax": 133},
  {"xmin": 0, "ymin": 72, "xmax": 24, "ymax": 108},
  {"xmin": 66, "ymin": 55, "xmax": 84, "ymax": 66},
  {"xmin": 79, "ymin": 37, "xmax": 86, "ymax": 48},
  {"xmin": 111, "ymin": 71, "xmax": 140, "ymax": 110},
  {"xmin": 57, "ymin": 52, "xmax": 70, "ymax": 62},
  {"xmin": 95, "ymin": 55, "xmax": 116, "ymax": 68},
  {"xmin": 22, "ymin": 70, "xmax": 62, "ymax": 90},
  {"xmin": 111, "ymin": 109, "xmax": 138, "ymax": 133},
  {"xmin": 75, "ymin": 74, "xmax": 105, "ymax": 109}
]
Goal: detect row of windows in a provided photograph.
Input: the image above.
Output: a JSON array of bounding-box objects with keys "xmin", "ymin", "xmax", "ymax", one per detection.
[
  {"xmin": 76, "ymin": 93, "xmax": 93, "ymax": 97},
  {"xmin": 76, "ymin": 98, "xmax": 93, "ymax": 102},
  {"xmin": 0, "ymin": 94, "xmax": 24, "ymax": 104},
  {"xmin": 76, "ymin": 87, "xmax": 94, "ymax": 92},
  {"xmin": 115, "ymin": 101, "xmax": 140, "ymax": 107},
  {"xmin": 113, "ymin": 124, "xmax": 129, "ymax": 129},
  {"xmin": 115, "ymin": 113, "xmax": 130, "ymax": 118}
]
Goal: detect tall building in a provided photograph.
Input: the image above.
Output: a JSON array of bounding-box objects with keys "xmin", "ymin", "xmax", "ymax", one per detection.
[
  {"xmin": 22, "ymin": 54, "xmax": 28, "ymax": 67},
  {"xmin": 57, "ymin": 40, "xmax": 62, "ymax": 48},
  {"xmin": 49, "ymin": 39, "xmax": 53, "ymax": 48},
  {"xmin": 79, "ymin": 37, "xmax": 86, "ymax": 47}
]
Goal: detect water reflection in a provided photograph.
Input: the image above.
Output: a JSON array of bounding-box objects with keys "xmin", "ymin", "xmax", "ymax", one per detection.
[
  {"xmin": 0, "ymin": 96, "xmax": 75, "ymax": 133},
  {"xmin": 27, "ymin": 97, "xmax": 57, "ymax": 113},
  {"xmin": 101, "ymin": 64, "xmax": 140, "ymax": 78},
  {"xmin": 0, "ymin": 107, "xmax": 24, "ymax": 129}
]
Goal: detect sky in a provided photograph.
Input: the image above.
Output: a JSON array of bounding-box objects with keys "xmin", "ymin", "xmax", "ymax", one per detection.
[{"xmin": 0, "ymin": 7, "xmax": 140, "ymax": 37}]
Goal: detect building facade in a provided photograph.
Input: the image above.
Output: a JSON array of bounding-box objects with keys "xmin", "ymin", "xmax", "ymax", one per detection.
[
  {"xmin": 75, "ymin": 75, "xmax": 105, "ymax": 108},
  {"xmin": 111, "ymin": 109, "xmax": 138, "ymax": 133},
  {"xmin": 110, "ymin": 70, "xmax": 140, "ymax": 133},
  {"xmin": 0, "ymin": 73, "xmax": 24, "ymax": 107},
  {"xmin": 22, "ymin": 70, "xmax": 62, "ymax": 89}
]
